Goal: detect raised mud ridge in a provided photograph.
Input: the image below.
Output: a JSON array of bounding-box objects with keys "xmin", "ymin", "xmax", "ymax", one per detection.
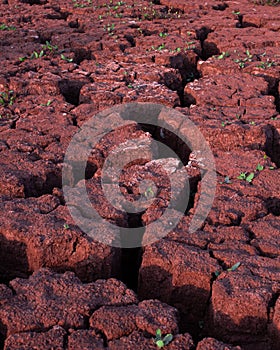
[{"xmin": 0, "ymin": 0, "xmax": 280, "ymax": 349}]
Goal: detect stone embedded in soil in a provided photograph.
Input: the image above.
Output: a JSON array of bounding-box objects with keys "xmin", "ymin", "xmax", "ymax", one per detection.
[
  {"xmin": 0, "ymin": 195, "xmax": 120, "ymax": 281},
  {"xmin": 90, "ymin": 299, "xmax": 179, "ymax": 341},
  {"xmin": 196, "ymin": 337, "xmax": 241, "ymax": 350},
  {"xmin": 4, "ymin": 326, "xmax": 66, "ymax": 350},
  {"xmin": 136, "ymin": 299, "xmax": 179, "ymax": 335},
  {"xmin": 79, "ymin": 81, "xmax": 179, "ymax": 110},
  {"xmin": 184, "ymin": 74, "xmax": 276, "ymax": 117},
  {"xmin": 108, "ymin": 330, "xmax": 194, "ymax": 350},
  {"xmin": 0, "ymin": 150, "xmax": 62, "ymax": 199},
  {"xmin": 68, "ymin": 329, "xmax": 105, "ymax": 350},
  {"xmin": 248, "ymin": 214, "xmax": 280, "ymax": 258},
  {"xmin": 138, "ymin": 239, "xmax": 220, "ymax": 327},
  {"xmin": 0, "ymin": 268, "xmax": 198, "ymax": 349},
  {"xmin": 0, "ymin": 268, "xmax": 138, "ymax": 338},
  {"xmin": 90, "ymin": 305, "xmax": 138, "ymax": 340},
  {"xmin": 207, "ymin": 271, "xmax": 275, "ymax": 344}
]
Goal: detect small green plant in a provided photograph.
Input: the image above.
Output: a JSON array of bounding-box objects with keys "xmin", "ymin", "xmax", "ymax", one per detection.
[
  {"xmin": 159, "ymin": 32, "xmax": 168, "ymax": 38},
  {"xmin": 151, "ymin": 43, "xmax": 165, "ymax": 51},
  {"xmin": 43, "ymin": 41, "xmax": 58, "ymax": 52},
  {"xmin": 256, "ymin": 163, "xmax": 264, "ymax": 171},
  {"xmin": 227, "ymin": 261, "xmax": 241, "ymax": 272},
  {"xmin": 104, "ymin": 23, "xmax": 115, "ymax": 34},
  {"xmin": 214, "ymin": 262, "xmax": 241, "ymax": 277},
  {"xmin": 0, "ymin": 90, "xmax": 15, "ymax": 107},
  {"xmin": 0, "ymin": 23, "xmax": 16, "ymax": 31},
  {"xmin": 256, "ymin": 59, "xmax": 276, "ymax": 69},
  {"xmin": 233, "ymin": 49, "xmax": 253, "ymax": 68},
  {"xmin": 31, "ymin": 50, "xmax": 45, "ymax": 59},
  {"xmin": 40, "ymin": 100, "xmax": 53, "ymax": 107},
  {"xmin": 72, "ymin": 0, "xmax": 92, "ymax": 8},
  {"xmin": 217, "ymin": 51, "xmax": 230, "ymax": 59},
  {"xmin": 154, "ymin": 329, "xmax": 173, "ymax": 348},
  {"xmin": 61, "ymin": 54, "xmax": 73, "ymax": 62},
  {"xmin": 144, "ymin": 186, "xmax": 155, "ymax": 199},
  {"xmin": 232, "ymin": 10, "xmax": 241, "ymax": 14},
  {"xmin": 221, "ymin": 119, "xmax": 233, "ymax": 127},
  {"xmin": 63, "ymin": 223, "xmax": 70, "ymax": 230},
  {"xmin": 185, "ymin": 41, "xmax": 196, "ymax": 50},
  {"xmin": 237, "ymin": 172, "xmax": 255, "ymax": 182}
]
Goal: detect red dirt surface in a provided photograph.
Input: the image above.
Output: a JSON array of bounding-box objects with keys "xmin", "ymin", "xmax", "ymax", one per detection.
[{"xmin": 0, "ymin": 0, "xmax": 280, "ymax": 349}]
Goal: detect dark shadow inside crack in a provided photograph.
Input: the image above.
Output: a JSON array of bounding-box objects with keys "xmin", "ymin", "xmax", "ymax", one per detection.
[
  {"xmin": 58, "ymin": 79, "xmax": 87, "ymax": 106},
  {"xmin": 0, "ymin": 236, "xmax": 29, "ymax": 283},
  {"xmin": 138, "ymin": 124, "xmax": 191, "ymax": 165},
  {"xmin": 265, "ymin": 197, "xmax": 280, "ymax": 216},
  {"xmin": 265, "ymin": 124, "xmax": 280, "ymax": 168},
  {"xmin": 138, "ymin": 264, "xmax": 212, "ymax": 344}
]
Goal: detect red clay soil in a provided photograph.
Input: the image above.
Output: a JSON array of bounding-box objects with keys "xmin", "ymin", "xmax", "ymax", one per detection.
[{"xmin": 0, "ymin": 0, "xmax": 280, "ymax": 349}]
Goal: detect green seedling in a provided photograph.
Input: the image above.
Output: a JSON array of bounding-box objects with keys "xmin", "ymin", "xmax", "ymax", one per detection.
[
  {"xmin": 19, "ymin": 56, "xmax": 27, "ymax": 62},
  {"xmin": 232, "ymin": 10, "xmax": 241, "ymax": 14},
  {"xmin": 169, "ymin": 47, "xmax": 182, "ymax": 53},
  {"xmin": 0, "ymin": 90, "xmax": 15, "ymax": 106},
  {"xmin": 245, "ymin": 172, "xmax": 255, "ymax": 182},
  {"xmin": 43, "ymin": 41, "xmax": 58, "ymax": 52},
  {"xmin": 40, "ymin": 100, "xmax": 53, "ymax": 107},
  {"xmin": 151, "ymin": 43, "xmax": 165, "ymax": 51},
  {"xmin": 63, "ymin": 223, "xmax": 70, "ymax": 230},
  {"xmin": 73, "ymin": 0, "xmax": 92, "ymax": 8},
  {"xmin": 221, "ymin": 120, "xmax": 232, "ymax": 127},
  {"xmin": 256, "ymin": 163, "xmax": 264, "ymax": 171},
  {"xmin": 144, "ymin": 186, "xmax": 155, "ymax": 199},
  {"xmin": 234, "ymin": 49, "xmax": 253, "ymax": 68},
  {"xmin": 127, "ymin": 84, "xmax": 133, "ymax": 88},
  {"xmin": 185, "ymin": 41, "xmax": 196, "ymax": 50},
  {"xmin": 227, "ymin": 261, "xmax": 241, "ymax": 272},
  {"xmin": 0, "ymin": 23, "xmax": 16, "ymax": 31},
  {"xmin": 237, "ymin": 172, "xmax": 255, "ymax": 182},
  {"xmin": 257, "ymin": 60, "xmax": 276, "ymax": 69},
  {"xmin": 61, "ymin": 54, "xmax": 73, "ymax": 62},
  {"xmin": 214, "ymin": 262, "xmax": 241, "ymax": 278},
  {"xmin": 104, "ymin": 23, "xmax": 115, "ymax": 33},
  {"xmin": 214, "ymin": 270, "xmax": 221, "ymax": 277},
  {"xmin": 159, "ymin": 32, "xmax": 168, "ymax": 38},
  {"xmin": 31, "ymin": 50, "xmax": 45, "ymax": 59},
  {"xmin": 217, "ymin": 51, "xmax": 230, "ymax": 59},
  {"xmin": 154, "ymin": 329, "xmax": 173, "ymax": 348}
]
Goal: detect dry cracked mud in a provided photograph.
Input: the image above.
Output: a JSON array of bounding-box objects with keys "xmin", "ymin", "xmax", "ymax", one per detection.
[{"xmin": 0, "ymin": 0, "xmax": 280, "ymax": 349}]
